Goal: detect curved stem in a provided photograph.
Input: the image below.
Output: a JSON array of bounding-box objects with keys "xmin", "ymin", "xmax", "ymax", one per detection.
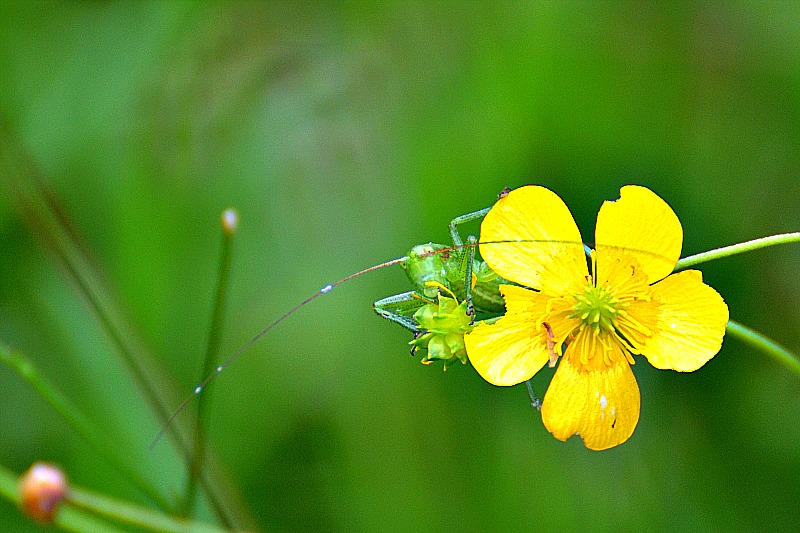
[
  {"xmin": 68, "ymin": 484, "xmax": 227, "ymax": 533},
  {"xmin": 676, "ymin": 232, "xmax": 800, "ymax": 270},
  {"xmin": 0, "ymin": 118, "xmax": 254, "ymax": 529},
  {"xmin": 726, "ymin": 320, "xmax": 800, "ymax": 379},
  {"xmin": 0, "ymin": 341, "xmax": 172, "ymax": 510}
]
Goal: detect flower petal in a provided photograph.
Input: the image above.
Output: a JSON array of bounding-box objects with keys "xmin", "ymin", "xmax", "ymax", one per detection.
[
  {"xmin": 464, "ymin": 286, "xmax": 551, "ymax": 386},
  {"xmin": 541, "ymin": 328, "xmax": 640, "ymax": 450},
  {"xmin": 502, "ymin": 284, "xmax": 580, "ymax": 348},
  {"xmin": 632, "ymin": 270, "xmax": 728, "ymax": 371},
  {"xmin": 479, "ymin": 185, "xmax": 588, "ymax": 296},
  {"xmin": 595, "ymin": 185, "xmax": 682, "ymax": 284}
]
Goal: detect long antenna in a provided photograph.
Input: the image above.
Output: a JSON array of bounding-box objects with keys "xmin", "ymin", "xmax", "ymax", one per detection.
[{"xmin": 151, "ymin": 255, "xmax": 408, "ymax": 448}]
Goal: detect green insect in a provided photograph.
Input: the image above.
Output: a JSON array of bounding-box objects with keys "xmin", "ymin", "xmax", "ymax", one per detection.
[{"xmin": 372, "ymin": 205, "xmax": 509, "ymax": 369}]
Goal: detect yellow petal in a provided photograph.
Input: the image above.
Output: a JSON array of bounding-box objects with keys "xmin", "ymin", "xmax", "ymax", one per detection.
[
  {"xmin": 633, "ymin": 270, "xmax": 729, "ymax": 372},
  {"xmin": 498, "ymin": 283, "xmax": 540, "ymax": 315},
  {"xmin": 541, "ymin": 328, "xmax": 640, "ymax": 450},
  {"xmin": 595, "ymin": 185, "xmax": 682, "ymax": 284},
  {"xmin": 464, "ymin": 287, "xmax": 550, "ymax": 386},
  {"xmin": 501, "ymin": 284, "xmax": 582, "ymax": 364},
  {"xmin": 500, "ymin": 284, "xmax": 580, "ymax": 339},
  {"xmin": 479, "ymin": 185, "xmax": 588, "ymax": 296}
]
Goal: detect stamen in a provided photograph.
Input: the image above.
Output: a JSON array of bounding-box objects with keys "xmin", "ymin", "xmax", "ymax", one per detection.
[
  {"xmin": 424, "ymin": 280, "xmax": 457, "ymax": 301},
  {"xmin": 543, "ymin": 322, "xmax": 558, "ymax": 368}
]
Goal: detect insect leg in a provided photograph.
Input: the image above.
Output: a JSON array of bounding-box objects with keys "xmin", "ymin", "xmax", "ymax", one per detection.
[
  {"xmin": 448, "ymin": 206, "xmax": 491, "ymax": 247},
  {"xmin": 448, "ymin": 207, "xmax": 490, "ymax": 317},
  {"xmin": 373, "ymin": 291, "xmax": 427, "ymax": 332},
  {"xmin": 463, "ymin": 235, "xmax": 477, "ymax": 316}
]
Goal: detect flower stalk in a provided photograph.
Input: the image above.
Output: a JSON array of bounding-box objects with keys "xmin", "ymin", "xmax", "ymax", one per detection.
[
  {"xmin": 725, "ymin": 320, "xmax": 800, "ymax": 378},
  {"xmin": 676, "ymin": 232, "xmax": 800, "ymax": 270},
  {"xmin": 0, "ymin": 462, "xmax": 226, "ymax": 533}
]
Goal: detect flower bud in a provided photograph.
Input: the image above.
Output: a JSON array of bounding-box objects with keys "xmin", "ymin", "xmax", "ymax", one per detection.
[
  {"xmin": 409, "ymin": 289, "xmax": 473, "ymax": 369},
  {"xmin": 221, "ymin": 208, "xmax": 239, "ymax": 234},
  {"xmin": 19, "ymin": 462, "xmax": 68, "ymax": 523}
]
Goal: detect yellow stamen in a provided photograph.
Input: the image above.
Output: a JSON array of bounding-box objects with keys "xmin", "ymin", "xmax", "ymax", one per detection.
[{"xmin": 424, "ymin": 280, "xmax": 458, "ymax": 301}]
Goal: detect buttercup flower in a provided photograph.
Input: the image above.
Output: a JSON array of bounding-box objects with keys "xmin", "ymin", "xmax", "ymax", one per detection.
[{"xmin": 464, "ymin": 185, "xmax": 729, "ymax": 450}]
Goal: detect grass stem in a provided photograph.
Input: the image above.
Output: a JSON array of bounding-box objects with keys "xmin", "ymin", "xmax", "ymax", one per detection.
[
  {"xmin": 183, "ymin": 209, "xmax": 238, "ymax": 516},
  {"xmin": 0, "ymin": 341, "xmax": 173, "ymax": 510}
]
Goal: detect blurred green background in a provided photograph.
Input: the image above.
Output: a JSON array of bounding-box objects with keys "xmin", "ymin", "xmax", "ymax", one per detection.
[{"xmin": 1, "ymin": 1, "xmax": 799, "ymax": 531}]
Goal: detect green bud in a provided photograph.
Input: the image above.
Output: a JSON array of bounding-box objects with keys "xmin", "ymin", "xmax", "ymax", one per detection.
[{"xmin": 409, "ymin": 292, "xmax": 473, "ymax": 369}]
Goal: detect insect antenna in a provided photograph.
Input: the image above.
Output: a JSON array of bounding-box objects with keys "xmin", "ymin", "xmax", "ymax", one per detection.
[{"xmin": 151, "ymin": 255, "xmax": 409, "ymax": 448}]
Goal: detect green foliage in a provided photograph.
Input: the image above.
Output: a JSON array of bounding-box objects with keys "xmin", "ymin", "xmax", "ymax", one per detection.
[{"xmin": 1, "ymin": 2, "xmax": 800, "ymax": 531}]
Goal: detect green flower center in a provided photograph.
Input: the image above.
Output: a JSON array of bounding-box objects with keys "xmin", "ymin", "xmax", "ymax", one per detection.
[{"xmin": 571, "ymin": 282, "xmax": 622, "ymax": 333}]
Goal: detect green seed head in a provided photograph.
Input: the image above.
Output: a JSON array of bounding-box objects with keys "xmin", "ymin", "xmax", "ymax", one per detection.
[
  {"xmin": 571, "ymin": 283, "xmax": 622, "ymax": 333},
  {"xmin": 410, "ymin": 293, "xmax": 473, "ymax": 368}
]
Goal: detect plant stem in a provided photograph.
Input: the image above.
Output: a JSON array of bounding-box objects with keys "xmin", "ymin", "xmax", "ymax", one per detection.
[
  {"xmin": 0, "ymin": 463, "xmax": 226, "ymax": 533},
  {"xmin": 726, "ymin": 320, "xmax": 800, "ymax": 379},
  {"xmin": 0, "ymin": 341, "xmax": 173, "ymax": 510},
  {"xmin": 183, "ymin": 209, "xmax": 238, "ymax": 516},
  {"xmin": 676, "ymin": 232, "xmax": 800, "ymax": 270},
  {"xmin": 69, "ymin": 484, "xmax": 228, "ymax": 533}
]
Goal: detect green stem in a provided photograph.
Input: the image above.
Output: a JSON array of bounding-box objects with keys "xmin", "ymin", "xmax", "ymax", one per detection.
[
  {"xmin": 675, "ymin": 232, "xmax": 800, "ymax": 270},
  {"xmin": 0, "ymin": 341, "xmax": 172, "ymax": 510},
  {"xmin": 726, "ymin": 320, "xmax": 800, "ymax": 379},
  {"xmin": 183, "ymin": 209, "xmax": 238, "ymax": 516},
  {"xmin": 0, "ymin": 465, "xmax": 16, "ymax": 506},
  {"xmin": 0, "ymin": 463, "xmax": 225, "ymax": 533},
  {"xmin": 69, "ymin": 484, "xmax": 228, "ymax": 533}
]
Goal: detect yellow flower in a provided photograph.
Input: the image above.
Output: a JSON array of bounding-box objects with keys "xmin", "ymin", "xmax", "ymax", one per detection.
[{"xmin": 464, "ymin": 185, "xmax": 729, "ymax": 450}]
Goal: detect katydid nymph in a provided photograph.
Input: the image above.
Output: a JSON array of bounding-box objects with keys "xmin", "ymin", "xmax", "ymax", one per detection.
[{"xmin": 372, "ymin": 205, "xmax": 511, "ymax": 369}]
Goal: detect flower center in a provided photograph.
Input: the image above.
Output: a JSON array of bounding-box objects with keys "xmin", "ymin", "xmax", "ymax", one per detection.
[{"xmin": 571, "ymin": 282, "xmax": 622, "ymax": 334}]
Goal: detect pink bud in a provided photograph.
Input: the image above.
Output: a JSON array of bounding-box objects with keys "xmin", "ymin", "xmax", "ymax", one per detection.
[{"xmin": 19, "ymin": 462, "xmax": 68, "ymax": 523}]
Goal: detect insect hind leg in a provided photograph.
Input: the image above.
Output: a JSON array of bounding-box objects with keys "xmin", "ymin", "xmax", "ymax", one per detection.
[
  {"xmin": 448, "ymin": 207, "xmax": 491, "ymax": 247},
  {"xmin": 373, "ymin": 291, "xmax": 427, "ymax": 332},
  {"xmin": 448, "ymin": 208, "xmax": 490, "ymax": 318}
]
